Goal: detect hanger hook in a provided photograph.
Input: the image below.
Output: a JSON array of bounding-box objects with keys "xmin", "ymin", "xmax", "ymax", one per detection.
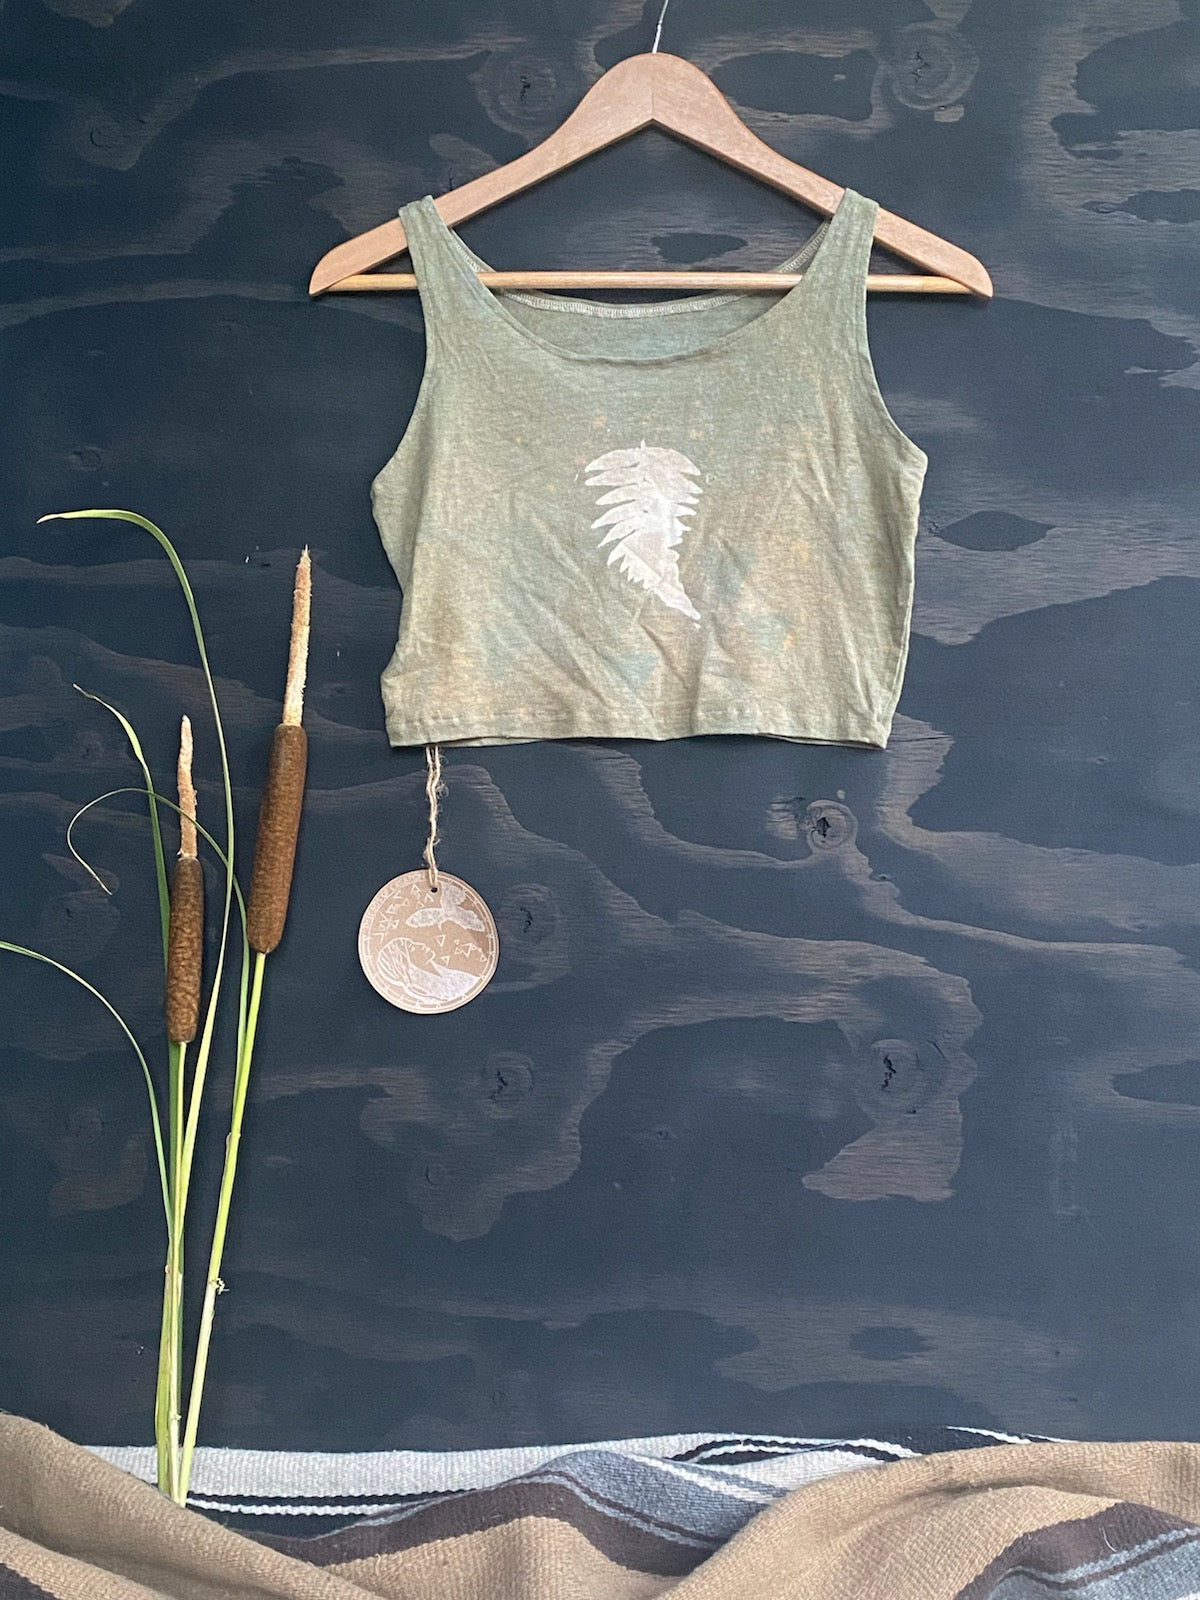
[{"xmin": 650, "ymin": 0, "xmax": 671, "ymax": 52}]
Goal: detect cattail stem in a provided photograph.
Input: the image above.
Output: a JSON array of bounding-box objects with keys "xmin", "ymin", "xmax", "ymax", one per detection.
[
  {"xmin": 177, "ymin": 950, "xmax": 265, "ymax": 1502},
  {"xmin": 154, "ymin": 1039, "xmax": 183, "ymax": 1498},
  {"xmin": 169, "ymin": 1041, "xmax": 185, "ymax": 1494},
  {"xmin": 154, "ymin": 1038, "xmax": 187, "ymax": 1500},
  {"xmin": 156, "ymin": 712, "xmax": 204, "ymax": 1497},
  {"xmin": 178, "ymin": 547, "xmax": 311, "ymax": 1501}
]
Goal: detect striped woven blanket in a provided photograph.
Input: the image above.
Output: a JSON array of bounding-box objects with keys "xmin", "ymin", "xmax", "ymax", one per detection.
[{"xmin": 3, "ymin": 1417, "xmax": 1200, "ymax": 1596}]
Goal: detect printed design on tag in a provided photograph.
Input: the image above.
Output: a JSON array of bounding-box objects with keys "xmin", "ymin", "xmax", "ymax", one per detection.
[
  {"xmin": 376, "ymin": 938, "xmax": 476, "ymax": 1007},
  {"xmin": 359, "ymin": 872, "xmax": 498, "ymax": 1015},
  {"xmin": 403, "ymin": 878, "xmax": 487, "ymax": 934},
  {"xmin": 584, "ymin": 444, "xmax": 703, "ymax": 622}
]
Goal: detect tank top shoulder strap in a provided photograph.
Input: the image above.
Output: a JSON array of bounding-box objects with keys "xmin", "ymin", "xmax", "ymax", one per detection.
[
  {"xmin": 399, "ymin": 195, "xmax": 490, "ymax": 331},
  {"xmin": 766, "ymin": 187, "xmax": 880, "ymax": 368},
  {"xmin": 803, "ymin": 188, "xmax": 879, "ymax": 298}
]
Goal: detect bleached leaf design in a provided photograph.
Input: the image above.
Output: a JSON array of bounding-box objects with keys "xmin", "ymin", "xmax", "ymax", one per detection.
[{"xmin": 584, "ymin": 443, "xmax": 703, "ymax": 622}]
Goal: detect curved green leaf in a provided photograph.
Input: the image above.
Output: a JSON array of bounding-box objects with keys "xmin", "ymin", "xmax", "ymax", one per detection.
[
  {"xmin": 0, "ymin": 941, "xmax": 169, "ymax": 1220},
  {"xmin": 72, "ymin": 687, "xmax": 170, "ymax": 956}
]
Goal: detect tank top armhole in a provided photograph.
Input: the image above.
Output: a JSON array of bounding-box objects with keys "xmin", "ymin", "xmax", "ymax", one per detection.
[
  {"xmin": 382, "ymin": 302, "xmax": 439, "ymax": 475},
  {"xmin": 370, "ymin": 201, "xmax": 443, "ymax": 580},
  {"xmin": 376, "ymin": 202, "xmax": 444, "ymax": 467},
  {"xmin": 842, "ymin": 194, "xmax": 929, "ymax": 475},
  {"xmin": 400, "ymin": 199, "xmax": 444, "ymax": 372}
]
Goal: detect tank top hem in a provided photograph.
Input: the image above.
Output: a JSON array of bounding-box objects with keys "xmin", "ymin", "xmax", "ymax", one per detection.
[{"xmin": 383, "ymin": 709, "xmax": 894, "ymax": 750}]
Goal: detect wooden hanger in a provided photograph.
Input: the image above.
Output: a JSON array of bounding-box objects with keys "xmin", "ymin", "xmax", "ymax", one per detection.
[{"xmin": 309, "ymin": 50, "xmax": 992, "ymax": 299}]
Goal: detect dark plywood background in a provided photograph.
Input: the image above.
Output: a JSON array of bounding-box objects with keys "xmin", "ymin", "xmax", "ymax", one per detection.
[{"xmin": 2, "ymin": 0, "xmax": 1199, "ymax": 1451}]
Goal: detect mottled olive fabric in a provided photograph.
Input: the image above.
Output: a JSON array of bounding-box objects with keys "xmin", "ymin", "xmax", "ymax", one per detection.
[{"xmin": 372, "ymin": 189, "xmax": 927, "ymax": 748}]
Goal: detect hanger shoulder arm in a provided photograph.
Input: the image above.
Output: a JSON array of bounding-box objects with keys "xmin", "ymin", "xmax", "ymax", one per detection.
[
  {"xmin": 310, "ymin": 61, "xmax": 660, "ymax": 295},
  {"xmin": 874, "ymin": 208, "xmax": 993, "ymax": 299},
  {"xmin": 682, "ymin": 128, "xmax": 992, "ymax": 297},
  {"xmin": 310, "ymin": 217, "xmax": 410, "ymax": 296},
  {"xmin": 647, "ymin": 55, "xmax": 991, "ymax": 298}
]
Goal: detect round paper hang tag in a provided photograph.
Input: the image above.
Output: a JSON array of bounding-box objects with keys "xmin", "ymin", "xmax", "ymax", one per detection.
[{"xmin": 358, "ymin": 871, "xmax": 499, "ymax": 1015}]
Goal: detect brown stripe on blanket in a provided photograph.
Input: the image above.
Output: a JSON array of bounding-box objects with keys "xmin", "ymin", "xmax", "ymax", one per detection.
[
  {"xmin": 254, "ymin": 1471, "xmax": 720, "ymax": 1578},
  {"xmin": 955, "ymin": 1502, "xmax": 1200, "ymax": 1599}
]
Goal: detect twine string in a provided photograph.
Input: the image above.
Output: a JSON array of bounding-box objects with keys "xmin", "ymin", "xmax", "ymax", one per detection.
[{"xmin": 423, "ymin": 744, "xmax": 444, "ymax": 893}]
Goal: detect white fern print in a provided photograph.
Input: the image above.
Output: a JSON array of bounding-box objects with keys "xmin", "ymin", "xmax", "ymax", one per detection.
[{"xmin": 584, "ymin": 443, "xmax": 703, "ymax": 622}]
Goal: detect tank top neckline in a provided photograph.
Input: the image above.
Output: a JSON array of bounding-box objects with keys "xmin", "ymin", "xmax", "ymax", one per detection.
[{"xmin": 409, "ymin": 188, "xmax": 867, "ymax": 369}]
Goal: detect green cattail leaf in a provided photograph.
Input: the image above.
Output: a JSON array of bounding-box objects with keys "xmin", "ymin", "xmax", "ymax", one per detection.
[
  {"xmin": 73, "ymin": 686, "xmax": 170, "ymax": 957},
  {"xmin": 66, "ymin": 786, "xmax": 245, "ymax": 924},
  {"xmin": 0, "ymin": 941, "xmax": 169, "ymax": 1221},
  {"xmin": 40, "ymin": 511, "xmax": 247, "ymax": 1210}
]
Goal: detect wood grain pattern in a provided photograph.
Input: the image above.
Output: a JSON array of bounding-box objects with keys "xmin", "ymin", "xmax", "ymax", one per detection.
[{"xmin": 2, "ymin": 0, "xmax": 1199, "ymax": 1452}]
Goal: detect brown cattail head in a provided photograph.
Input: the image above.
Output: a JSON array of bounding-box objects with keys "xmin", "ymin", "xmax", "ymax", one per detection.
[
  {"xmin": 246, "ymin": 722, "xmax": 307, "ymax": 954},
  {"xmin": 166, "ymin": 855, "xmax": 204, "ymax": 1043}
]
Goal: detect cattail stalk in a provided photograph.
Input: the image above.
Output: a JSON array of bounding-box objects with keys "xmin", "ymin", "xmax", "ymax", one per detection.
[
  {"xmin": 155, "ymin": 1059, "xmax": 184, "ymax": 1499},
  {"xmin": 178, "ymin": 550, "xmax": 311, "ymax": 1502},
  {"xmin": 35, "ymin": 506, "xmax": 241, "ymax": 1505},
  {"xmin": 157, "ymin": 715, "xmax": 206, "ymax": 1498}
]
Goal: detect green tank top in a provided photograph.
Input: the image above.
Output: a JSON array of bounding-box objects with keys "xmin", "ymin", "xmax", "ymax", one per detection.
[{"xmin": 371, "ymin": 189, "xmax": 928, "ymax": 748}]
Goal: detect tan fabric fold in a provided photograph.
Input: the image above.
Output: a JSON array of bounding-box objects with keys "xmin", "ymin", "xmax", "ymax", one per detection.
[{"xmin": 3, "ymin": 1416, "xmax": 1200, "ymax": 1600}]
